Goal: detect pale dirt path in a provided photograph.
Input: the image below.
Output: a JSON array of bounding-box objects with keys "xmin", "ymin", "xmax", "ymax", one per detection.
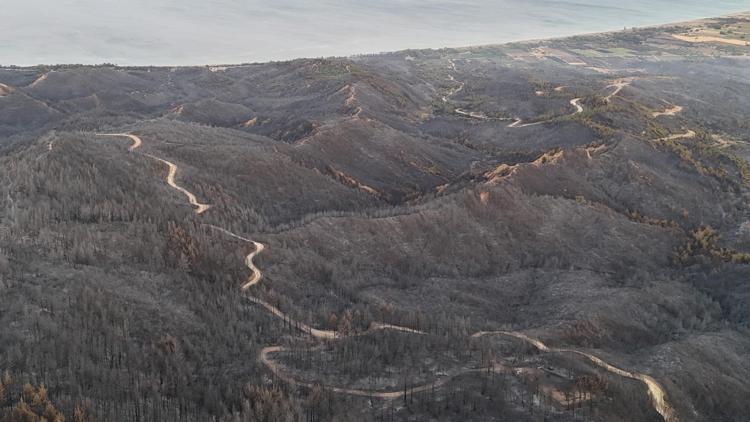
[
  {"xmin": 261, "ymin": 345, "xmax": 504, "ymax": 399},
  {"xmin": 570, "ymin": 98, "xmax": 584, "ymax": 114},
  {"xmin": 206, "ymin": 224, "xmax": 338, "ymax": 339},
  {"xmin": 507, "ymin": 118, "xmax": 543, "ymax": 128},
  {"xmin": 96, "ymin": 133, "xmax": 142, "ymax": 151},
  {"xmin": 604, "ymin": 78, "xmax": 634, "ymax": 102},
  {"xmin": 455, "ymin": 108, "xmax": 490, "ymax": 120},
  {"xmin": 29, "ymin": 72, "xmax": 50, "ymax": 88},
  {"xmin": 444, "ymin": 60, "xmax": 583, "ymax": 127},
  {"xmin": 654, "ymin": 130, "xmax": 696, "ymax": 142},
  {"xmin": 370, "ymin": 322, "xmax": 426, "ymax": 335},
  {"xmin": 506, "ymin": 99, "xmax": 581, "ymax": 128},
  {"xmin": 96, "ymin": 133, "xmax": 210, "ymax": 214},
  {"xmin": 711, "ymin": 134, "xmax": 734, "ymax": 148},
  {"xmin": 248, "ymin": 297, "xmax": 338, "ymax": 339},
  {"xmin": 35, "ymin": 132, "xmax": 57, "ymax": 161},
  {"xmin": 143, "ymin": 153, "xmax": 211, "ymax": 214},
  {"xmin": 472, "ymin": 331, "xmax": 676, "ymax": 422},
  {"xmin": 673, "ymin": 34, "xmax": 750, "ymax": 47},
  {"xmin": 441, "ymin": 61, "xmax": 465, "ymax": 104},
  {"xmin": 206, "ymin": 225, "xmax": 265, "ymax": 289},
  {"xmin": 652, "ymin": 104, "xmax": 683, "ymax": 118},
  {"xmin": 92, "ymin": 133, "xmax": 676, "ymax": 420},
  {"xmin": 0, "ymin": 82, "xmax": 13, "ymax": 96},
  {"xmin": 208, "ymin": 223, "xmax": 421, "ymax": 340}
]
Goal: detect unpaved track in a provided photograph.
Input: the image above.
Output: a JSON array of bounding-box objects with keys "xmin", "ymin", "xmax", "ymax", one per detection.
[
  {"xmin": 654, "ymin": 130, "xmax": 696, "ymax": 142},
  {"xmin": 261, "ymin": 345, "xmax": 504, "ymax": 398},
  {"xmin": 96, "ymin": 133, "xmax": 210, "ymax": 214},
  {"xmin": 93, "ymin": 131, "xmax": 677, "ymax": 421},
  {"xmin": 29, "ymin": 72, "xmax": 50, "ymax": 88},
  {"xmin": 143, "ymin": 153, "xmax": 211, "ymax": 214},
  {"xmin": 506, "ymin": 98, "xmax": 581, "ymax": 128},
  {"xmin": 96, "ymin": 133, "xmax": 142, "ymax": 151},
  {"xmin": 604, "ymin": 78, "xmax": 633, "ymax": 102},
  {"xmin": 0, "ymin": 82, "xmax": 13, "ymax": 96},
  {"xmin": 209, "ymin": 227, "xmax": 420, "ymax": 340},
  {"xmin": 652, "ymin": 104, "xmax": 683, "ymax": 118},
  {"xmin": 570, "ymin": 98, "xmax": 584, "ymax": 113},
  {"xmin": 248, "ymin": 295, "xmax": 338, "ymax": 339},
  {"xmin": 472, "ymin": 331, "xmax": 676, "ymax": 422},
  {"xmin": 445, "ymin": 60, "xmax": 583, "ymax": 126},
  {"xmin": 206, "ymin": 225, "xmax": 265, "ymax": 288}
]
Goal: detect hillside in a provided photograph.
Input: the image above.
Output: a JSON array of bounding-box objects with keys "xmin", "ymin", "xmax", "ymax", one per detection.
[{"xmin": 1, "ymin": 12, "xmax": 750, "ymax": 422}]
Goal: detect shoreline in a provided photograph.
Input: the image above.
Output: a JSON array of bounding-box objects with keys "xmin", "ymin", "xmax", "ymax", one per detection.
[
  {"xmin": 493, "ymin": 9, "xmax": 750, "ymax": 47},
  {"xmin": 1, "ymin": 10, "xmax": 748, "ymax": 70}
]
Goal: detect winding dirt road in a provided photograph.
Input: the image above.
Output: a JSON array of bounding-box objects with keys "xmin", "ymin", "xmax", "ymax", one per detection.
[
  {"xmin": 206, "ymin": 225, "xmax": 265, "ymax": 288},
  {"xmin": 471, "ymin": 331, "xmax": 676, "ymax": 422},
  {"xmin": 444, "ymin": 60, "xmax": 583, "ymax": 127},
  {"xmin": 92, "ymin": 130, "xmax": 677, "ymax": 421},
  {"xmin": 96, "ymin": 133, "xmax": 142, "ymax": 151},
  {"xmin": 604, "ymin": 78, "xmax": 634, "ymax": 102},
  {"xmin": 652, "ymin": 104, "xmax": 683, "ymax": 118},
  {"xmin": 206, "ymin": 229, "xmax": 420, "ymax": 341},
  {"xmin": 570, "ymin": 98, "xmax": 584, "ymax": 114},
  {"xmin": 260, "ymin": 345, "xmax": 503, "ymax": 398},
  {"xmin": 654, "ymin": 130, "xmax": 696, "ymax": 142},
  {"xmin": 96, "ymin": 133, "xmax": 210, "ymax": 214},
  {"xmin": 144, "ymin": 153, "xmax": 211, "ymax": 214},
  {"xmin": 29, "ymin": 72, "xmax": 50, "ymax": 88},
  {"xmin": 505, "ymin": 98, "xmax": 582, "ymax": 128},
  {"xmin": 0, "ymin": 82, "xmax": 13, "ymax": 97}
]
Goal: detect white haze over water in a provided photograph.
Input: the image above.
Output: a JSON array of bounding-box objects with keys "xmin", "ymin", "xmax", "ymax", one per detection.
[{"xmin": 2, "ymin": 0, "xmax": 748, "ymax": 66}]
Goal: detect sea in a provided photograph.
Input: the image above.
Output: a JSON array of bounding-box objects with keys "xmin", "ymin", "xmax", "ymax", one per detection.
[{"xmin": 1, "ymin": 0, "xmax": 748, "ymax": 66}]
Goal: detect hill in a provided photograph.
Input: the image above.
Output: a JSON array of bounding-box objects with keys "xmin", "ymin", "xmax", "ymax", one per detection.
[{"xmin": 1, "ymin": 12, "xmax": 750, "ymax": 422}]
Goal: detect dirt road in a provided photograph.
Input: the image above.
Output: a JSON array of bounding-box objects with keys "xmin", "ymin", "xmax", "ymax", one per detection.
[
  {"xmin": 472, "ymin": 331, "xmax": 676, "ymax": 422},
  {"xmin": 0, "ymin": 82, "xmax": 13, "ymax": 96},
  {"xmin": 96, "ymin": 133, "xmax": 142, "ymax": 151},
  {"xmin": 444, "ymin": 61, "xmax": 583, "ymax": 126},
  {"xmin": 654, "ymin": 130, "xmax": 696, "ymax": 142},
  {"xmin": 96, "ymin": 133, "xmax": 210, "ymax": 214},
  {"xmin": 261, "ymin": 345, "xmax": 505, "ymax": 399},
  {"xmin": 506, "ymin": 98, "xmax": 581, "ymax": 128},
  {"xmin": 94, "ymin": 131, "xmax": 676, "ymax": 421},
  {"xmin": 144, "ymin": 153, "xmax": 210, "ymax": 214},
  {"xmin": 652, "ymin": 105, "xmax": 683, "ymax": 118},
  {"xmin": 570, "ymin": 98, "xmax": 583, "ymax": 113},
  {"xmin": 605, "ymin": 78, "xmax": 634, "ymax": 102},
  {"xmin": 206, "ymin": 225, "xmax": 265, "ymax": 288}
]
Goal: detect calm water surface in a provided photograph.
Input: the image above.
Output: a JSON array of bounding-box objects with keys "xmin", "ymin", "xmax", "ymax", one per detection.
[{"xmin": 2, "ymin": 0, "xmax": 748, "ymax": 65}]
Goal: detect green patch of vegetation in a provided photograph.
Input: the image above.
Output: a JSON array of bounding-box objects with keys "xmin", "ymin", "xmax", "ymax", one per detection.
[
  {"xmin": 628, "ymin": 210, "xmax": 680, "ymax": 230},
  {"xmin": 693, "ymin": 134, "xmax": 750, "ymax": 186},
  {"xmin": 563, "ymin": 95, "xmax": 617, "ymax": 137},
  {"xmin": 659, "ymin": 137, "xmax": 726, "ymax": 179},
  {"xmin": 675, "ymin": 226, "xmax": 750, "ymax": 265},
  {"xmin": 658, "ymin": 131, "xmax": 750, "ymax": 188},
  {"xmin": 718, "ymin": 22, "xmax": 750, "ymax": 40}
]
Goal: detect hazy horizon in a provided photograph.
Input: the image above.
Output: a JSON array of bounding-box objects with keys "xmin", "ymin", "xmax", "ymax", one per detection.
[{"xmin": 2, "ymin": 0, "xmax": 748, "ymax": 66}]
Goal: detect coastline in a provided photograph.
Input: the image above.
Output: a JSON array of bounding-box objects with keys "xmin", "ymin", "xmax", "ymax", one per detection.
[{"xmin": 1, "ymin": 10, "xmax": 748, "ymax": 70}]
